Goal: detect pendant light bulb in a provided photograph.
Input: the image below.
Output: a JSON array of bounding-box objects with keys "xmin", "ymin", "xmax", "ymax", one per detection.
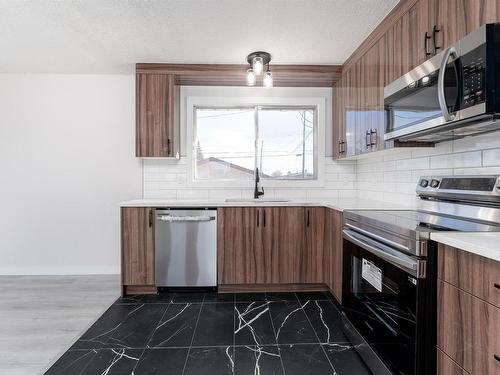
[
  {"xmin": 252, "ymin": 56, "xmax": 264, "ymax": 75},
  {"xmin": 246, "ymin": 68, "xmax": 256, "ymax": 86},
  {"xmin": 263, "ymin": 70, "xmax": 273, "ymax": 88}
]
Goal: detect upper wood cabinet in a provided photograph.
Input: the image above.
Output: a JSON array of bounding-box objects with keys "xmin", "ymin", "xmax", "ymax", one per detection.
[
  {"xmin": 121, "ymin": 207, "xmax": 155, "ymax": 287},
  {"xmin": 136, "ymin": 73, "xmax": 179, "ymax": 158},
  {"xmin": 332, "ymin": 0, "xmax": 500, "ymax": 160}
]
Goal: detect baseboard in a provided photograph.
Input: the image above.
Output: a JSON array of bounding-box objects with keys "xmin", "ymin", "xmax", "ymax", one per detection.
[
  {"xmin": 218, "ymin": 283, "xmax": 330, "ymax": 293},
  {"xmin": 0, "ymin": 266, "xmax": 120, "ymax": 275}
]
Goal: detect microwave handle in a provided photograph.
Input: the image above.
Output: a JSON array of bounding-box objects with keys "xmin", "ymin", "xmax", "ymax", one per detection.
[
  {"xmin": 437, "ymin": 46, "xmax": 458, "ymax": 122},
  {"xmin": 343, "ymin": 228, "xmax": 423, "ymax": 277}
]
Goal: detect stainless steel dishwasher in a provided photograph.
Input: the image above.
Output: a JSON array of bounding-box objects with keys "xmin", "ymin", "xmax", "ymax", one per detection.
[{"xmin": 155, "ymin": 208, "xmax": 217, "ymax": 288}]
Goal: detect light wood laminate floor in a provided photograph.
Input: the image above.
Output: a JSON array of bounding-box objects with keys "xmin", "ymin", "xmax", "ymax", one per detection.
[{"xmin": 0, "ymin": 275, "xmax": 120, "ymax": 375}]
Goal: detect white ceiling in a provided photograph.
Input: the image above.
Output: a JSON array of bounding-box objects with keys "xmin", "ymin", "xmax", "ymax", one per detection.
[{"xmin": 0, "ymin": 0, "xmax": 399, "ymax": 74}]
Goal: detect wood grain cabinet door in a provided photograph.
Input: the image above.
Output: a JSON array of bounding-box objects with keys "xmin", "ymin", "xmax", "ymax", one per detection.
[
  {"xmin": 437, "ymin": 280, "xmax": 500, "ymax": 375},
  {"xmin": 271, "ymin": 207, "xmax": 306, "ymax": 284},
  {"xmin": 217, "ymin": 207, "xmax": 260, "ymax": 284},
  {"xmin": 438, "ymin": 244, "xmax": 500, "ymax": 309},
  {"xmin": 136, "ymin": 73, "xmax": 178, "ymax": 158},
  {"xmin": 121, "ymin": 207, "xmax": 155, "ymax": 286},
  {"xmin": 303, "ymin": 207, "xmax": 326, "ymax": 283},
  {"xmin": 331, "ymin": 209, "xmax": 343, "ymax": 303}
]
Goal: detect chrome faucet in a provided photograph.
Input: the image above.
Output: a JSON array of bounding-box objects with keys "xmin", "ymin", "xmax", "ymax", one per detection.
[{"xmin": 254, "ymin": 168, "xmax": 265, "ymax": 199}]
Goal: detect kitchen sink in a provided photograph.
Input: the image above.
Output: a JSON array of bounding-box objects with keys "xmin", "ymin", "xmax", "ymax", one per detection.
[{"xmin": 225, "ymin": 198, "xmax": 290, "ymax": 203}]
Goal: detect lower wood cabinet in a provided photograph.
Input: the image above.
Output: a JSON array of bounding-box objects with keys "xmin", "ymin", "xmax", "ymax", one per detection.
[
  {"xmin": 217, "ymin": 206, "xmax": 336, "ymax": 286},
  {"xmin": 437, "ymin": 244, "xmax": 500, "ymax": 375},
  {"xmin": 326, "ymin": 208, "xmax": 343, "ymax": 303},
  {"xmin": 121, "ymin": 207, "xmax": 155, "ymax": 292}
]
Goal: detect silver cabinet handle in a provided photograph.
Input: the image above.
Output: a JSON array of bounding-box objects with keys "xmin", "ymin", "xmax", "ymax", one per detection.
[
  {"xmin": 366, "ymin": 131, "xmax": 371, "ymax": 148},
  {"xmin": 157, "ymin": 215, "xmax": 214, "ymax": 222},
  {"xmin": 438, "ymin": 46, "xmax": 458, "ymax": 122},
  {"xmin": 343, "ymin": 228, "xmax": 424, "ymax": 278},
  {"xmin": 370, "ymin": 129, "xmax": 377, "ymax": 146}
]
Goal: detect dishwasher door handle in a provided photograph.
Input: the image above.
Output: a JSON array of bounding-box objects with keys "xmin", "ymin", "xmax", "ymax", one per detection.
[{"xmin": 157, "ymin": 215, "xmax": 215, "ymax": 222}]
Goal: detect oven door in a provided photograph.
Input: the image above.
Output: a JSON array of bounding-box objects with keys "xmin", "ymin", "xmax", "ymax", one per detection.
[
  {"xmin": 342, "ymin": 228, "xmax": 430, "ymax": 375},
  {"xmin": 384, "ymin": 45, "xmax": 461, "ymax": 141}
]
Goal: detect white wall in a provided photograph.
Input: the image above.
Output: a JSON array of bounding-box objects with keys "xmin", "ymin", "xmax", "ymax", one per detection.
[
  {"xmin": 0, "ymin": 74, "xmax": 142, "ymax": 275},
  {"xmin": 356, "ymin": 132, "xmax": 500, "ymax": 206}
]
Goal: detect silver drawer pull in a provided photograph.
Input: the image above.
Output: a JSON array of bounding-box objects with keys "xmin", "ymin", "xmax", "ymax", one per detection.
[{"xmin": 157, "ymin": 215, "xmax": 214, "ymax": 222}]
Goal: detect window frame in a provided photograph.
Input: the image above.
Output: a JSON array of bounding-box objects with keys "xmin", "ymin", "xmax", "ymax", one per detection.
[
  {"xmin": 183, "ymin": 86, "xmax": 328, "ymax": 188},
  {"xmin": 193, "ymin": 105, "xmax": 318, "ymax": 182}
]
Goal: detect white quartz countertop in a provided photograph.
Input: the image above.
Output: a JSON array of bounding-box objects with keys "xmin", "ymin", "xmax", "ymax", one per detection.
[
  {"xmin": 120, "ymin": 198, "xmax": 414, "ymax": 212},
  {"xmin": 430, "ymin": 232, "xmax": 500, "ymax": 262}
]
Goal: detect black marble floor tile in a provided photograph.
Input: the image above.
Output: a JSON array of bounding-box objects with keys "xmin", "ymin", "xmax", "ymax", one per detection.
[
  {"xmin": 269, "ymin": 301, "xmax": 318, "ymax": 344},
  {"xmin": 104, "ymin": 303, "xmax": 167, "ymax": 348},
  {"xmin": 114, "ymin": 295, "xmax": 143, "ymax": 305},
  {"xmin": 234, "ymin": 302, "xmax": 276, "ymax": 346},
  {"xmin": 204, "ymin": 292, "xmax": 235, "ymax": 303},
  {"xmin": 147, "ymin": 303, "xmax": 202, "ymax": 348},
  {"xmin": 44, "ymin": 349, "xmax": 96, "ymax": 375},
  {"xmin": 303, "ymin": 300, "xmax": 348, "ymax": 344},
  {"xmin": 171, "ymin": 292, "xmax": 206, "ymax": 304},
  {"xmin": 140, "ymin": 293, "xmax": 175, "ymax": 304},
  {"xmin": 322, "ymin": 343, "xmax": 372, "ymax": 375},
  {"xmin": 183, "ymin": 346, "xmax": 234, "ymax": 375},
  {"xmin": 295, "ymin": 292, "xmax": 333, "ymax": 303},
  {"xmin": 79, "ymin": 348, "xmax": 143, "ymax": 375},
  {"xmin": 133, "ymin": 348, "xmax": 189, "ymax": 375},
  {"xmin": 71, "ymin": 304, "xmax": 138, "ymax": 350},
  {"xmin": 279, "ymin": 344, "xmax": 335, "ymax": 375},
  {"xmin": 235, "ymin": 292, "xmax": 267, "ymax": 302},
  {"xmin": 266, "ymin": 292, "xmax": 298, "ymax": 302},
  {"xmin": 191, "ymin": 303, "xmax": 234, "ymax": 346},
  {"xmin": 233, "ymin": 345, "xmax": 284, "ymax": 375}
]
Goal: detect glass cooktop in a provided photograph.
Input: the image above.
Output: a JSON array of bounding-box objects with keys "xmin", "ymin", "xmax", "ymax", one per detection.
[{"xmin": 345, "ymin": 210, "xmax": 500, "ymax": 233}]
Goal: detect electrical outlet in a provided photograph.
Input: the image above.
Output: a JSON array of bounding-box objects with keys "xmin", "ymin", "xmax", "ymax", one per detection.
[{"xmin": 176, "ymin": 174, "xmax": 187, "ymax": 186}]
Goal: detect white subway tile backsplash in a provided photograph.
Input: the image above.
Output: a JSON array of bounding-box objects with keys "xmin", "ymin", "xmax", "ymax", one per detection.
[
  {"xmin": 395, "ymin": 157, "xmax": 429, "ymax": 171},
  {"xmin": 143, "ymin": 157, "xmax": 357, "ymax": 200},
  {"xmin": 143, "ymin": 134, "xmax": 500, "ymax": 206},
  {"xmin": 483, "ymin": 148, "xmax": 500, "ymax": 166}
]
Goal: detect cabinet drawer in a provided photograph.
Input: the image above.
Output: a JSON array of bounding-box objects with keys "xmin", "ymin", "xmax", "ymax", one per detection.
[
  {"xmin": 437, "ymin": 349, "xmax": 470, "ymax": 375},
  {"xmin": 438, "ymin": 244, "xmax": 500, "ymax": 309},
  {"xmin": 438, "ymin": 280, "xmax": 500, "ymax": 375}
]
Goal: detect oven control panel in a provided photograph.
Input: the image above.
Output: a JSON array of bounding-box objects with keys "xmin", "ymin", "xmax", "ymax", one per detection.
[{"xmin": 416, "ymin": 176, "xmax": 500, "ymax": 202}]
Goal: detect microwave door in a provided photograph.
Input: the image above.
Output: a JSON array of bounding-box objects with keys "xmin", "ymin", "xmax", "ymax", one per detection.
[{"xmin": 384, "ymin": 45, "xmax": 461, "ymax": 141}]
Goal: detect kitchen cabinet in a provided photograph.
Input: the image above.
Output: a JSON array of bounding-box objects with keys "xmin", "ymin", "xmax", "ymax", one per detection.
[
  {"xmin": 272, "ymin": 207, "xmax": 307, "ymax": 283},
  {"xmin": 217, "ymin": 206, "xmax": 331, "ymax": 286},
  {"xmin": 303, "ymin": 207, "xmax": 326, "ymax": 283},
  {"xmin": 136, "ymin": 73, "xmax": 179, "ymax": 158},
  {"xmin": 326, "ymin": 208, "xmax": 343, "ymax": 303},
  {"xmin": 420, "ymin": 0, "xmax": 500, "ymax": 61},
  {"xmin": 121, "ymin": 207, "xmax": 155, "ymax": 293},
  {"xmin": 332, "ymin": 0, "xmax": 500, "ymax": 160},
  {"xmin": 217, "ymin": 207, "xmax": 261, "ymax": 284},
  {"xmin": 437, "ymin": 244, "xmax": 500, "ymax": 375}
]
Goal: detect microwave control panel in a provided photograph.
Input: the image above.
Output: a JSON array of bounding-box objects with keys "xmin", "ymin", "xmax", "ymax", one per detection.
[{"xmin": 461, "ymin": 45, "xmax": 486, "ymax": 109}]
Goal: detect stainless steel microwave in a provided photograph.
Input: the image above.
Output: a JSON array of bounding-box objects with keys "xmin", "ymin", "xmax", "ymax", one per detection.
[{"xmin": 384, "ymin": 23, "xmax": 500, "ymax": 143}]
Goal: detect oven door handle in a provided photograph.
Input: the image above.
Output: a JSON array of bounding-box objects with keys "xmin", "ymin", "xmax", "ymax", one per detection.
[
  {"xmin": 437, "ymin": 46, "xmax": 458, "ymax": 122},
  {"xmin": 343, "ymin": 228, "xmax": 424, "ymax": 278}
]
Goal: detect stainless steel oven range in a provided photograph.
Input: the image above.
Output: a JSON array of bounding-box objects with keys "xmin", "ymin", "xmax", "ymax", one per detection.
[{"xmin": 341, "ymin": 175, "xmax": 500, "ymax": 375}]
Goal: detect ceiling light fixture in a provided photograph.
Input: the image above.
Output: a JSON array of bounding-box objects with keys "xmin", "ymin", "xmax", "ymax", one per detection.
[{"xmin": 246, "ymin": 51, "xmax": 272, "ymax": 87}]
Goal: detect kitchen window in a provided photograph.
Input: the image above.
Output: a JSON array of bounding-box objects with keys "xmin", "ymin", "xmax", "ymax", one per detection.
[{"xmin": 194, "ymin": 106, "xmax": 317, "ymax": 181}]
